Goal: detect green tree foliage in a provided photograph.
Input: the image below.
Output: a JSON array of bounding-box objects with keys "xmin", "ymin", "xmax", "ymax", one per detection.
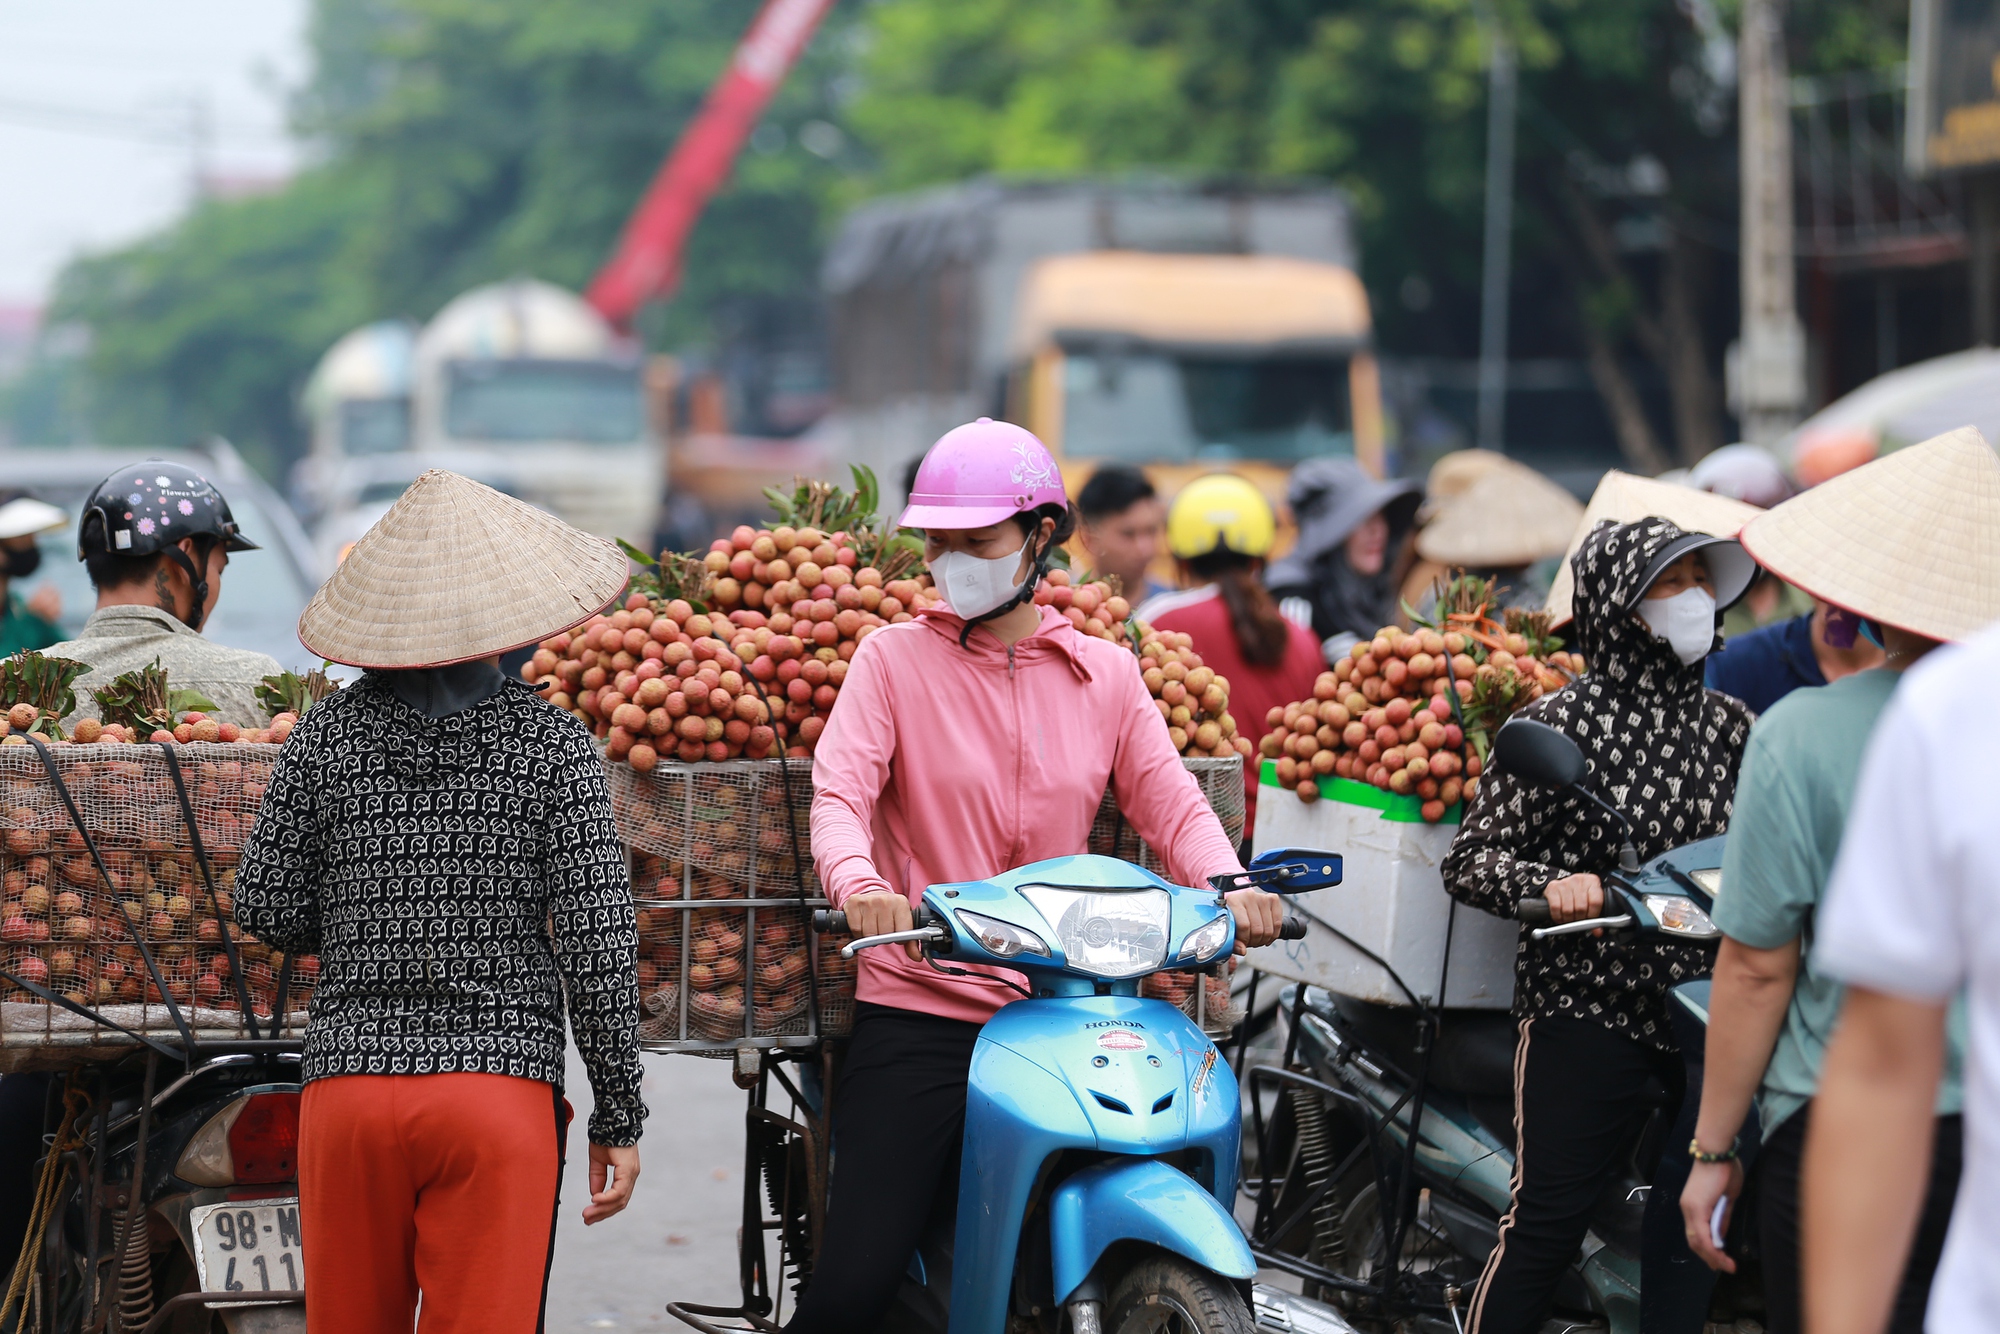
[
  {"xmin": 27, "ymin": 0, "xmax": 855, "ymax": 475},
  {"xmin": 45, "ymin": 172, "xmax": 380, "ymax": 476},
  {"xmin": 841, "ymin": 0, "xmax": 1906, "ymax": 464}
]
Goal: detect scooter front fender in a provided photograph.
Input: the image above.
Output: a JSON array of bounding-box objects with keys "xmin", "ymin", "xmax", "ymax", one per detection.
[{"xmin": 1049, "ymin": 1158, "xmax": 1256, "ymax": 1304}]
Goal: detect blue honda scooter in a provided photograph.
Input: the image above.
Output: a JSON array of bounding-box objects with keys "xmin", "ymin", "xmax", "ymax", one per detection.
[{"xmin": 775, "ymin": 848, "xmax": 1343, "ymax": 1334}]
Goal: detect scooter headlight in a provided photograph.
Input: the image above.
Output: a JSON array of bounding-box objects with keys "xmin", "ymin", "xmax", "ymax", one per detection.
[
  {"xmin": 1643, "ymin": 894, "xmax": 1720, "ymax": 940},
  {"xmin": 1020, "ymin": 886, "xmax": 1171, "ymax": 979},
  {"xmin": 955, "ymin": 910, "xmax": 1051, "ymax": 960},
  {"xmin": 1177, "ymin": 916, "xmax": 1231, "ymax": 963}
]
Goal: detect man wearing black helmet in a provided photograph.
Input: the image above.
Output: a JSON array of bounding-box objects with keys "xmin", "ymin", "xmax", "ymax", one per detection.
[{"xmin": 46, "ymin": 462, "xmax": 281, "ymax": 728}]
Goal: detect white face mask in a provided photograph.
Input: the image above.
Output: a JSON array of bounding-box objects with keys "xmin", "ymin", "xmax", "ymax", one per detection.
[
  {"xmin": 929, "ymin": 540, "xmax": 1031, "ymax": 620},
  {"xmin": 1636, "ymin": 586, "xmax": 1718, "ymax": 665}
]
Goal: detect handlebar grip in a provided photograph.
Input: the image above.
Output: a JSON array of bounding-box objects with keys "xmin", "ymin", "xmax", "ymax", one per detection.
[
  {"xmin": 1516, "ymin": 898, "xmax": 1552, "ymax": 925},
  {"xmin": 1277, "ymin": 912, "xmax": 1308, "ymax": 941},
  {"xmin": 814, "ymin": 906, "xmax": 933, "ymax": 934}
]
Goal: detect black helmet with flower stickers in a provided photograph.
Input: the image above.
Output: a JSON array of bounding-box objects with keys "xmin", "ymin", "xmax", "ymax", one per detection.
[
  {"xmin": 77, "ymin": 461, "xmax": 259, "ymax": 629},
  {"xmin": 76, "ymin": 461, "xmax": 259, "ymax": 562}
]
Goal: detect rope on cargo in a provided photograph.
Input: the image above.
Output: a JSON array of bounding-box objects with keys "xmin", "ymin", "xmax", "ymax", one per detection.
[
  {"xmin": 0, "ymin": 1078, "xmax": 90, "ymax": 1327},
  {"xmin": 150, "ymin": 742, "xmax": 261, "ymax": 1032},
  {"xmin": 24, "ymin": 734, "xmax": 198, "ymax": 1058}
]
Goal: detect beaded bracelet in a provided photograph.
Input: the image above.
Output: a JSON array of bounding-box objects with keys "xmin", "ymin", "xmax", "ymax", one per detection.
[{"xmin": 1688, "ymin": 1137, "xmax": 1739, "ymax": 1164}]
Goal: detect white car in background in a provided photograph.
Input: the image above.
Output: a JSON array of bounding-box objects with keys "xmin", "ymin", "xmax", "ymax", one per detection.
[{"xmin": 309, "ymin": 450, "xmax": 524, "ymax": 572}]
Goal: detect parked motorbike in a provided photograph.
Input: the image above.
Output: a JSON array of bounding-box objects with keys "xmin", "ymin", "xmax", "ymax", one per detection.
[
  {"xmin": 0, "ymin": 736, "xmax": 306, "ymax": 1332},
  {"xmin": 667, "ymin": 846, "xmax": 1368, "ymax": 1334},
  {"xmin": 5, "ymin": 1038, "xmax": 305, "ymax": 1334},
  {"xmin": 1241, "ymin": 718, "xmax": 1759, "ymax": 1334}
]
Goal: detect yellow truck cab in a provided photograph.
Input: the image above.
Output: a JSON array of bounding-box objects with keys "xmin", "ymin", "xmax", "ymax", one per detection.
[
  {"xmin": 822, "ymin": 180, "xmax": 1385, "ymax": 523},
  {"xmin": 1005, "ymin": 250, "xmax": 1383, "ymax": 505}
]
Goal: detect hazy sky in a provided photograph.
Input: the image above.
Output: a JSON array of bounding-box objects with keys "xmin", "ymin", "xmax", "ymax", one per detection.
[{"xmin": 0, "ymin": 0, "xmax": 308, "ymax": 308}]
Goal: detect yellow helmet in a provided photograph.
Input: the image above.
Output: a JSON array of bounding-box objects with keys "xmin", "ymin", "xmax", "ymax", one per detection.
[{"xmin": 1167, "ymin": 473, "xmax": 1277, "ymax": 560}]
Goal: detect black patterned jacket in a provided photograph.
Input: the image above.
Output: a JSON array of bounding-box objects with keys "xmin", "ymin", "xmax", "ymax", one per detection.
[
  {"xmin": 1442, "ymin": 518, "xmax": 1754, "ymax": 1051},
  {"xmin": 235, "ymin": 676, "xmax": 646, "ymax": 1145}
]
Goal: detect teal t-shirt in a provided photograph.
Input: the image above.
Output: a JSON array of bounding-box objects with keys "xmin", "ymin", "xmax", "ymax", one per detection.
[{"xmin": 1713, "ymin": 668, "xmax": 1967, "ymax": 1131}]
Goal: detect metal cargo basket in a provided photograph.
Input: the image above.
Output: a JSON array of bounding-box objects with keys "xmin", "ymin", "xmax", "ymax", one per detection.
[{"xmin": 0, "ymin": 740, "xmax": 314, "ymax": 1070}]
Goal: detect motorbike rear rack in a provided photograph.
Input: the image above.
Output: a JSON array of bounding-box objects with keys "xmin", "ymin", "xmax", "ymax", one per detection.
[
  {"xmin": 138, "ymin": 1290, "xmax": 303, "ymax": 1334},
  {"xmin": 664, "ymin": 1302, "xmax": 782, "ymax": 1334}
]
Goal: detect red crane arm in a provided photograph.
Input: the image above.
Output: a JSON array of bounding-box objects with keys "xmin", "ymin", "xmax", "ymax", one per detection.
[{"xmin": 585, "ymin": 0, "xmax": 837, "ymax": 328}]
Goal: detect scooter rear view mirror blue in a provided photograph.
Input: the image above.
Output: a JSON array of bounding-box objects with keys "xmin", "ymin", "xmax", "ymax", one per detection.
[{"xmin": 1242, "ymin": 848, "xmax": 1343, "ymax": 893}]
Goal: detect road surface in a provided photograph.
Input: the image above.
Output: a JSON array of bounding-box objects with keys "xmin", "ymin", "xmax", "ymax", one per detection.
[{"xmin": 545, "ymin": 1047, "xmax": 755, "ymax": 1332}]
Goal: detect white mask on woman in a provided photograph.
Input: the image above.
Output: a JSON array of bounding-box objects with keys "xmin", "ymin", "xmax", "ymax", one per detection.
[
  {"xmin": 1636, "ymin": 587, "xmax": 1718, "ymax": 665},
  {"xmin": 929, "ymin": 541, "xmax": 1030, "ymax": 620}
]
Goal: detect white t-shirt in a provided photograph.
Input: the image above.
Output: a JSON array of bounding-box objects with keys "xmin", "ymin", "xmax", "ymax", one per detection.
[{"xmin": 1817, "ymin": 623, "xmax": 2000, "ymax": 1331}]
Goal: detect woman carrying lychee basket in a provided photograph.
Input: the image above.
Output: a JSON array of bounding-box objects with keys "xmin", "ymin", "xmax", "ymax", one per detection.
[
  {"xmin": 791, "ymin": 418, "xmax": 1286, "ymax": 1334},
  {"xmin": 235, "ymin": 471, "xmax": 646, "ymax": 1334}
]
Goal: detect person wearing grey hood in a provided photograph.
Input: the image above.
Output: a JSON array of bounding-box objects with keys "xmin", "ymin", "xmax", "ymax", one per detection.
[{"xmin": 1266, "ymin": 457, "xmax": 1421, "ymax": 662}]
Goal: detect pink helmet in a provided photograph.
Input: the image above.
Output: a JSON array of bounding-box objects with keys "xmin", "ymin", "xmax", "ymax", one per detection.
[{"xmin": 898, "ymin": 418, "xmax": 1068, "ymax": 529}]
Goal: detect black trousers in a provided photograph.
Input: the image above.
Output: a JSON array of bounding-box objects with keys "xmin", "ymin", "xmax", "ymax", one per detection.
[
  {"xmin": 1468, "ymin": 1016, "xmax": 1692, "ymax": 1334},
  {"xmin": 1753, "ymin": 1105, "xmax": 1962, "ymax": 1334},
  {"xmin": 786, "ymin": 1003, "xmax": 983, "ymax": 1334}
]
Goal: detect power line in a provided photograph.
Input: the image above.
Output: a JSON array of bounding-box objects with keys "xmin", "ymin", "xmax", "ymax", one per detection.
[{"xmin": 0, "ymin": 94, "xmax": 289, "ymax": 146}]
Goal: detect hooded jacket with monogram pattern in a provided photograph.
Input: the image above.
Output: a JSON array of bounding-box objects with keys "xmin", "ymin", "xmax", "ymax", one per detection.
[{"xmin": 1442, "ymin": 517, "xmax": 1754, "ymax": 1051}]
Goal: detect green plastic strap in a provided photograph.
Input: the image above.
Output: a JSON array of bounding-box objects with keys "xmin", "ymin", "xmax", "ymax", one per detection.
[{"xmin": 1259, "ymin": 759, "xmax": 1464, "ymax": 825}]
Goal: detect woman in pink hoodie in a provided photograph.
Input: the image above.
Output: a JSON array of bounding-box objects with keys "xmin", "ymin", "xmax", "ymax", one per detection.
[{"xmin": 788, "ymin": 419, "xmax": 1285, "ymax": 1334}]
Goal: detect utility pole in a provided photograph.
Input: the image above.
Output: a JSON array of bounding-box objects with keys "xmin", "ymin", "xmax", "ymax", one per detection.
[
  {"xmin": 1973, "ymin": 175, "xmax": 1997, "ymax": 346},
  {"xmin": 1730, "ymin": 0, "xmax": 1806, "ymax": 444},
  {"xmin": 1476, "ymin": 19, "xmax": 1517, "ymax": 454},
  {"xmin": 185, "ymin": 92, "xmax": 213, "ymax": 202}
]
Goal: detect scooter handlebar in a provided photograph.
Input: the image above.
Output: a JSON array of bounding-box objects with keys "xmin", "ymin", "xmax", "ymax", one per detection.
[
  {"xmin": 1516, "ymin": 897, "xmax": 1552, "ymax": 924},
  {"xmin": 1277, "ymin": 911, "xmax": 1308, "ymax": 941},
  {"xmin": 812, "ymin": 905, "xmax": 935, "ymax": 935}
]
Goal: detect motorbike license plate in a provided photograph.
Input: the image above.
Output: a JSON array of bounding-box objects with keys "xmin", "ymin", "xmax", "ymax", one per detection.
[{"xmin": 189, "ymin": 1198, "xmax": 305, "ymax": 1298}]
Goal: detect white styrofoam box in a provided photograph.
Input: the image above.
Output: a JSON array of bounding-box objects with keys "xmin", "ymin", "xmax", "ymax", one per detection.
[{"xmin": 1248, "ymin": 767, "xmax": 1517, "ymax": 1009}]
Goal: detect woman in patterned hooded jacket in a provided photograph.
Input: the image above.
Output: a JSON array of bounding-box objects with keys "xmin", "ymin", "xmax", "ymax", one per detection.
[{"xmin": 1441, "ymin": 515, "xmax": 1757, "ymax": 1334}]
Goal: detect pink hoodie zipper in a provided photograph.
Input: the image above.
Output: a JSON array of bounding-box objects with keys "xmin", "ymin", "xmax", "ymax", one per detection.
[{"xmin": 808, "ymin": 606, "xmax": 1243, "ymax": 1023}]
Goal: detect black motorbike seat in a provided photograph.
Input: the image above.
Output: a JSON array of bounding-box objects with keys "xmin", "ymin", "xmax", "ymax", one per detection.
[{"xmin": 1326, "ymin": 996, "xmax": 1519, "ymax": 1099}]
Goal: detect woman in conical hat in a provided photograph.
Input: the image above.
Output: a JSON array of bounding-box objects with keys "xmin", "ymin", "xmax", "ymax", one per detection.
[
  {"xmin": 1404, "ymin": 456, "xmax": 1584, "ymax": 616},
  {"xmin": 236, "ymin": 470, "xmax": 645, "ymax": 1333},
  {"xmin": 1678, "ymin": 426, "xmax": 2000, "ymax": 1334}
]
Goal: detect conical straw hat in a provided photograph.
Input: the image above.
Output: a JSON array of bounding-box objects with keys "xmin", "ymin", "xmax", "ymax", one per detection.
[
  {"xmin": 1544, "ymin": 470, "xmax": 1761, "ymax": 626},
  {"xmin": 298, "ymin": 470, "xmax": 631, "ymax": 668},
  {"xmin": 1739, "ymin": 425, "xmax": 2000, "ymax": 642},
  {"xmin": 1416, "ymin": 458, "xmax": 1584, "ymax": 566},
  {"xmin": 1419, "ymin": 449, "xmax": 1511, "ymax": 520}
]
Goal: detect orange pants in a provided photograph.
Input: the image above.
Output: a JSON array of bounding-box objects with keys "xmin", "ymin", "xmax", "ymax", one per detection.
[{"xmin": 298, "ymin": 1072, "xmax": 568, "ymax": 1334}]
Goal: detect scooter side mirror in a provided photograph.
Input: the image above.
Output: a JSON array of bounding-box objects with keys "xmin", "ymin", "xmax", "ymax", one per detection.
[
  {"xmin": 1244, "ymin": 848, "xmax": 1344, "ymax": 893},
  {"xmin": 1491, "ymin": 717, "xmax": 1587, "ymax": 788},
  {"xmin": 1491, "ymin": 717, "xmax": 1642, "ymax": 872}
]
